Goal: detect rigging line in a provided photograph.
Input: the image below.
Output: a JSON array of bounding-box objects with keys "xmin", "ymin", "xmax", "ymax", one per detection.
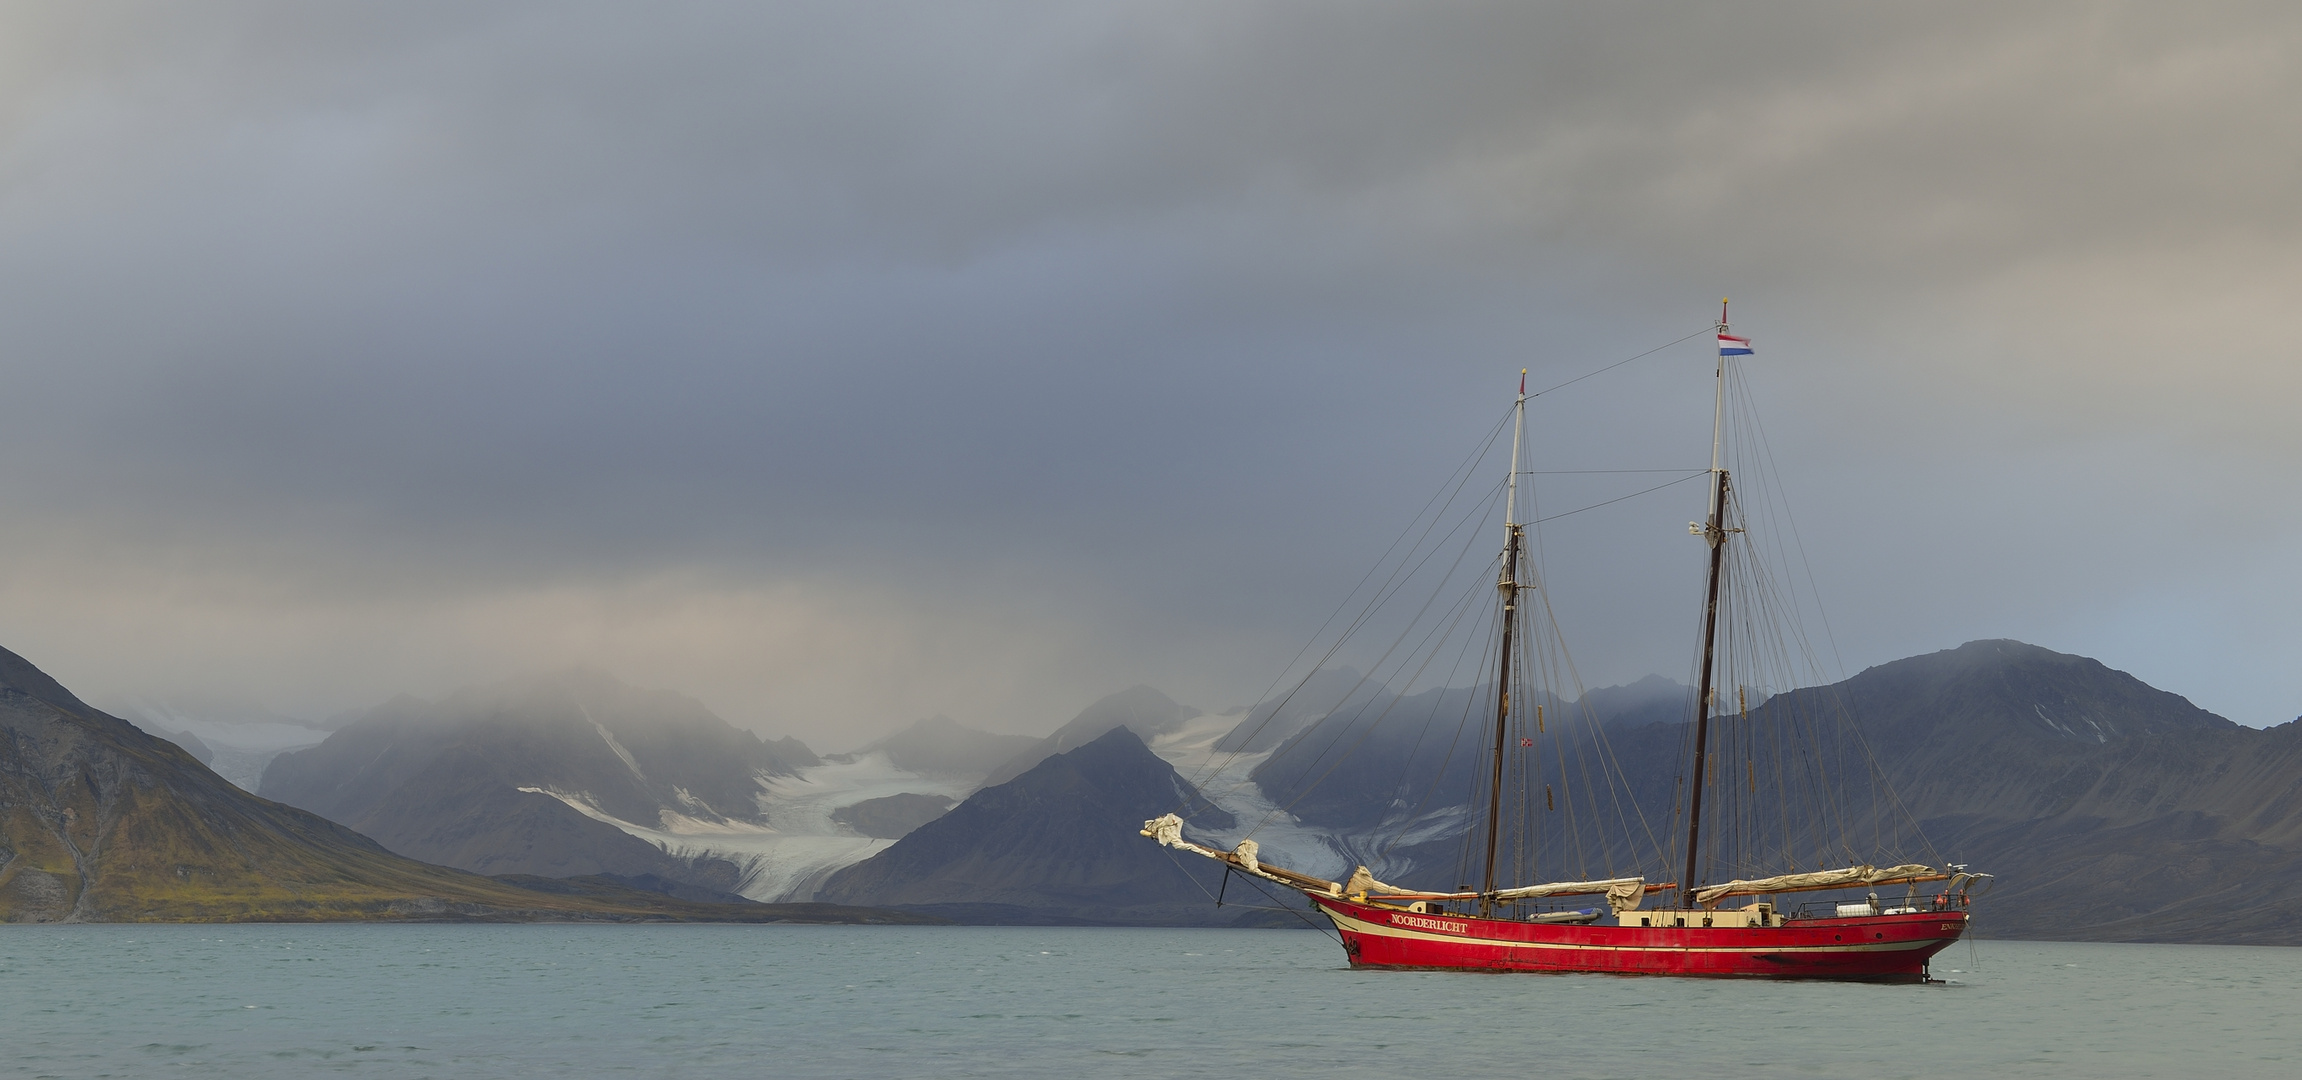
[
  {"xmin": 1346, "ymin": 556, "xmax": 1495, "ymax": 852},
  {"xmin": 1718, "ymin": 359, "xmax": 1945, "ymax": 869},
  {"xmin": 1162, "ymin": 849, "xmax": 1338, "ymax": 940},
  {"xmin": 1520, "ymin": 472, "xmax": 1668, "ymax": 876},
  {"xmin": 1237, "ymin": 878, "xmax": 1341, "ymax": 938},
  {"xmin": 1454, "ymin": 624, "xmax": 1503, "ymax": 889},
  {"xmin": 1209, "ymin": 574, "xmax": 1487, "ymax": 832},
  {"xmin": 1186, "ymin": 419, "xmax": 1511, "ymax": 796},
  {"xmin": 1734, "ymin": 359, "xmax": 1851, "ymax": 684},
  {"xmin": 1525, "ymin": 468, "xmax": 1707, "ymax": 475},
  {"xmin": 1212, "ymin": 535, "xmax": 1505, "ymax": 824},
  {"xmin": 1182, "ymin": 406, "xmax": 1515, "ymax": 795},
  {"xmin": 1519, "ymin": 476, "xmax": 1651, "ymax": 881},
  {"xmin": 1532, "ymin": 586, "xmax": 1662, "ymax": 875},
  {"xmin": 1375, "ymin": 586, "xmax": 1498, "ymax": 860},
  {"xmin": 1525, "ymin": 326, "xmax": 1714, "ymax": 400},
  {"xmin": 1526, "ymin": 471, "xmax": 1709, "ymax": 526},
  {"xmin": 1721, "ymin": 367, "xmax": 1836, "ymax": 699},
  {"xmin": 1208, "ymin": 484, "xmax": 1505, "ymax": 815},
  {"xmin": 1250, "ymin": 543, "xmax": 1501, "ymax": 835},
  {"xmin": 1263, "ymin": 555, "xmax": 1496, "ymax": 822},
  {"xmin": 1206, "ymin": 451, "xmax": 1510, "ymax": 759}
]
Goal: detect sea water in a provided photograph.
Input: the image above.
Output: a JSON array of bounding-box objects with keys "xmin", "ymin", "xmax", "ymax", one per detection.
[{"xmin": 2, "ymin": 925, "xmax": 2295, "ymax": 1079}]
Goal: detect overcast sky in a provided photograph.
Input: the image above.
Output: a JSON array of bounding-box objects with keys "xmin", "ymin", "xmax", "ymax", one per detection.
[{"xmin": 1, "ymin": 2, "xmax": 2295, "ymax": 746}]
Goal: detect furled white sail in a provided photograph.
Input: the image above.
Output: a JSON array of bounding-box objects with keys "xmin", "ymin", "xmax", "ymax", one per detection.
[
  {"xmin": 1353, "ymin": 876, "xmax": 1649, "ymax": 909},
  {"xmin": 1692, "ymin": 864, "xmax": 1943, "ymax": 906},
  {"xmin": 1140, "ymin": 813, "xmax": 1343, "ymax": 894}
]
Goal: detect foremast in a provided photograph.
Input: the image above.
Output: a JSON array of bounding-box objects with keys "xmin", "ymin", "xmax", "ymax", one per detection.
[{"xmin": 1479, "ymin": 369, "xmax": 1529, "ymax": 917}]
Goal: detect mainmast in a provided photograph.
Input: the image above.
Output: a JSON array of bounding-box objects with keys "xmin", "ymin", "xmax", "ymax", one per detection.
[
  {"xmin": 1681, "ymin": 300, "xmax": 1736, "ymax": 906},
  {"xmin": 1480, "ymin": 370, "xmax": 1528, "ymax": 916}
]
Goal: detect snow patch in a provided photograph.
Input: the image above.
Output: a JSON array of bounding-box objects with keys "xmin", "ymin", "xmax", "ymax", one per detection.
[
  {"xmin": 578, "ymin": 704, "xmax": 646, "ymax": 783},
  {"xmin": 521, "ymin": 751, "xmax": 975, "ymax": 902},
  {"xmin": 1148, "ymin": 713, "xmax": 1354, "ymax": 882}
]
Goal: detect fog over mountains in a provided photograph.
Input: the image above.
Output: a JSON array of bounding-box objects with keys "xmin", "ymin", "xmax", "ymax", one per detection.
[
  {"xmin": 18, "ymin": 630, "xmax": 2300, "ymax": 942},
  {"xmin": 0, "ymin": 645, "xmax": 928, "ymax": 924},
  {"xmin": 106, "ymin": 695, "xmax": 341, "ymax": 792},
  {"xmin": 252, "ymin": 673, "xmax": 1074, "ymax": 902}
]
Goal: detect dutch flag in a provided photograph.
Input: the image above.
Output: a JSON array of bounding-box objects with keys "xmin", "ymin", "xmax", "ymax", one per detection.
[{"xmin": 1717, "ymin": 332, "xmax": 1753, "ymax": 356}]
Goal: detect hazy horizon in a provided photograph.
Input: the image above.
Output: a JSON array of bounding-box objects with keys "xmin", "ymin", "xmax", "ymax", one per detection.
[{"xmin": 2, "ymin": 3, "xmax": 2296, "ymax": 745}]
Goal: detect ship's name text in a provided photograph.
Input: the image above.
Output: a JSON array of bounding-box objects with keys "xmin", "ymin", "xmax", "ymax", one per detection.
[{"xmin": 1388, "ymin": 913, "xmax": 1470, "ymax": 934}]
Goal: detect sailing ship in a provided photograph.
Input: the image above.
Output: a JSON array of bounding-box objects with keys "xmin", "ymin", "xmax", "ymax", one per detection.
[{"xmin": 1144, "ymin": 306, "xmax": 1987, "ymax": 981}]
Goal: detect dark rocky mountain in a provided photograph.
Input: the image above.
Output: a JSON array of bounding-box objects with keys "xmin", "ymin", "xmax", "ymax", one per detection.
[
  {"xmin": 260, "ymin": 669, "xmax": 817, "ymax": 898},
  {"xmin": 859, "ymin": 715, "xmax": 1041, "ymax": 780},
  {"xmin": 152, "ymin": 727, "xmax": 215, "ymax": 765},
  {"xmin": 809, "ymin": 641, "xmax": 2302, "ymax": 943},
  {"xmin": 815, "ymin": 727, "xmax": 1249, "ymax": 925},
  {"xmin": 1252, "ymin": 682, "xmax": 1494, "ymax": 835},
  {"xmin": 976, "ymin": 686, "xmax": 1199, "ymax": 789},
  {"xmin": 1263, "ymin": 640, "xmax": 2302, "ymax": 943},
  {"xmin": 0, "ymin": 644, "xmax": 921, "ymax": 923},
  {"xmin": 1799, "ymin": 640, "xmax": 2302, "ymax": 942},
  {"xmin": 832, "ymin": 793, "xmax": 957, "ymax": 839},
  {"xmin": 1248, "ymin": 674, "xmax": 1688, "ymax": 838}
]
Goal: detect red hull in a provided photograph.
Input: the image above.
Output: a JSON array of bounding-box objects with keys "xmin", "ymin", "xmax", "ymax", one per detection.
[{"xmin": 1313, "ymin": 896, "xmax": 1967, "ymax": 982}]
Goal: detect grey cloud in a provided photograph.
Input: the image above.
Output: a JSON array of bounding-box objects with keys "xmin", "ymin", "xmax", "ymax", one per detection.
[{"xmin": 0, "ymin": 2, "xmax": 2295, "ymax": 739}]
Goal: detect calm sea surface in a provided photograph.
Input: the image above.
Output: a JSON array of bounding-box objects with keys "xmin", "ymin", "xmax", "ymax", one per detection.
[{"xmin": 3, "ymin": 924, "xmax": 2296, "ymax": 1079}]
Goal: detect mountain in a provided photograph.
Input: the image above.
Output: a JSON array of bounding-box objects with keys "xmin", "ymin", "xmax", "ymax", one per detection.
[
  {"xmin": 859, "ymin": 715, "xmax": 1041, "ymax": 780},
  {"xmin": 150, "ymin": 727, "xmax": 215, "ymax": 765},
  {"xmin": 976, "ymin": 685, "xmax": 1199, "ymax": 788},
  {"xmin": 0, "ymin": 644, "xmax": 928, "ymax": 923},
  {"xmin": 814, "ymin": 727, "xmax": 1249, "ymax": 924},
  {"xmin": 259, "ymin": 670, "xmax": 819, "ymax": 899},
  {"xmin": 808, "ymin": 639, "xmax": 2302, "ymax": 943},
  {"xmin": 1250, "ymin": 640, "xmax": 2302, "ymax": 943},
  {"xmin": 1240, "ymin": 674, "xmax": 1686, "ymax": 841},
  {"xmin": 1250, "ymin": 682, "xmax": 1494, "ymax": 836},
  {"xmin": 1209, "ymin": 667, "xmax": 1368, "ymax": 754},
  {"xmin": 107, "ymin": 694, "xmax": 335, "ymax": 792},
  {"xmin": 831, "ymin": 793, "xmax": 957, "ymax": 838},
  {"xmin": 256, "ymin": 672, "xmax": 1017, "ymax": 904},
  {"xmin": 1784, "ymin": 640, "xmax": 2302, "ymax": 942},
  {"xmin": 1578, "ymin": 674, "xmax": 1694, "ymax": 730},
  {"xmin": 1554, "ymin": 640, "xmax": 2302, "ymax": 941}
]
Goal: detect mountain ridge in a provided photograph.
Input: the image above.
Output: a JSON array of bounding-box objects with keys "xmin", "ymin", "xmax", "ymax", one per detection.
[
  {"xmin": 815, "ymin": 726, "xmax": 1240, "ymax": 924},
  {"xmin": 976, "ymin": 685, "xmax": 1200, "ymax": 788},
  {"xmin": 811, "ymin": 639, "xmax": 2302, "ymax": 942},
  {"xmin": 0, "ymin": 645, "xmax": 928, "ymax": 923},
  {"xmin": 258, "ymin": 669, "xmax": 819, "ymax": 897}
]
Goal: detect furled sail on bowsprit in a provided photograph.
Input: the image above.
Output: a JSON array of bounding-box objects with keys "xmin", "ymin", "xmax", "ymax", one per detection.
[{"xmin": 1140, "ymin": 812, "xmax": 1654, "ymax": 910}]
